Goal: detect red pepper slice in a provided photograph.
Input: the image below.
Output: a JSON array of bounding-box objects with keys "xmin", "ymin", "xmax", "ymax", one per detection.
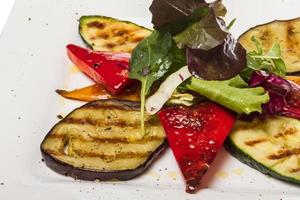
[
  {"xmin": 66, "ymin": 44, "xmax": 131, "ymax": 95},
  {"xmin": 158, "ymin": 102, "xmax": 235, "ymax": 193}
]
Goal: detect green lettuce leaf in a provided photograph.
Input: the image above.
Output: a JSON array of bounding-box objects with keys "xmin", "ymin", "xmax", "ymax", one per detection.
[{"xmin": 187, "ymin": 76, "xmax": 270, "ymax": 114}]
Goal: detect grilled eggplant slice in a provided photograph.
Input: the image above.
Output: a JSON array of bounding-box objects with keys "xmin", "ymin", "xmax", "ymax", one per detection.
[
  {"xmin": 239, "ymin": 17, "xmax": 300, "ymax": 73},
  {"xmin": 41, "ymin": 99, "xmax": 166, "ymax": 181},
  {"xmin": 225, "ymin": 116, "xmax": 300, "ymax": 184},
  {"xmin": 79, "ymin": 16, "xmax": 152, "ymax": 53}
]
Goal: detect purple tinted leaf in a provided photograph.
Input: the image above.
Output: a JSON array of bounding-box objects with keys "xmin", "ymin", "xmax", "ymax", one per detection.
[
  {"xmin": 287, "ymin": 81, "xmax": 300, "ymax": 107},
  {"xmin": 262, "ymin": 91, "xmax": 286, "ymax": 114},
  {"xmin": 149, "ymin": 0, "xmax": 207, "ymax": 30},
  {"xmin": 174, "ymin": 8, "xmax": 228, "ymax": 50},
  {"xmin": 249, "ymin": 71, "xmax": 300, "ymax": 119},
  {"xmin": 187, "ymin": 34, "xmax": 247, "ymax": 80},
  {"xmin": 250, "ymin": 70, "xmax": 291, "ymax": 95}
]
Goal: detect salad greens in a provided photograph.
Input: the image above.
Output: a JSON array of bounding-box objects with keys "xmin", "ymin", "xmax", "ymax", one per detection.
[
  {"xmin": 241, "ymin": 36, "xmax": 286, "ymax": 80},
  {"xmin": 149, "ymin": 0, "xmax": 208, "ymax": 31},
  {"xmin": 187, "ymin": 34, "xmax": 246, "ymax": 80},
  {"xmin": 211, "ymin": 0, "xmax": 227, "ymax": 17},
  {"xmin": 167, "ymin": 91, "xmax": 195, "ymax": 106},
  {"xmin": 226, "ymin": 18, "xmax": 236, "ymax": 30},
  {"xmin": 145, "ymin": 66, "xmax": 192, "ymax": 115},
  {"xmin": 129, "ymin": 0, "xmax": 292, "ymax": 135},
  {"xmin": 188, "ymin": 76, "xmax": 269, "ymax": 114},
  {"xmin": 174, "ymin": 7, "xmax": 228, "ymax": 50},
  {"xmin": 129, "ymin": 30, "xmax": 184, "ymax": 135},
  {"xmin": 249, "ymin": 71, "xmax": 300, "ymax": 119},
  {"xmin": 149, "ymin": 0, "xmax": 227, "ymax": 35}
]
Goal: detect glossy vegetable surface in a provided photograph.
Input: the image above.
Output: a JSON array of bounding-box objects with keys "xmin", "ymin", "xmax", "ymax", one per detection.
[
  {"xmin": 79, "ymin": 15, "xmax": 152, "ymax": 53},
  {"xmin": 225, "ymin": 116, "xmax": 300, "ymax": 185},
  {"xmin": 188, "ymin": 76, "xmax": 269, "ymax": 114},
  {"xmin": 158, "ymin": 102, "xmax": 235, "ymax": 193},
  {"xmin": 187, "ymin": 34, "xmax": 246, "ymax": 80},
  {"xmin": 56, "ymin": 83, "xmax": 140, "ymax": 102},
  {"xmin": 41, "ymin": 100, "xmax": 167, "ymax": 181},
  {"xmin": 249, "ymin": 71, "xmax": 300, "ymax": 119},
  {"xmin": 239, "ymin": 17, "xmax": 300, "ymax": 73},
  {"xmin": 67, "ymin": 44, "xmax": 131, "ymax": 95}
]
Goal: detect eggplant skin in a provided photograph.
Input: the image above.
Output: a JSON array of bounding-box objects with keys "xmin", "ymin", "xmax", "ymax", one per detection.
[
  {"xmin": 288, "ymin": 71, "xmax": 300, "ymax": 76},
  {"xmin": 41, "ymin": 140, "xmax": 167, "ymax": 181},
  {"xmin": 40, "ymin": 99, "xmax": 167, "ymax": 181}
]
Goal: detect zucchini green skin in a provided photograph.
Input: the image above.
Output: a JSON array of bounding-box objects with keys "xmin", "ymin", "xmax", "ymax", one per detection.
[
  {"xmin": 79, "ymin": 15, "xmax": 152, "ymax": 53},
  {"xmin": 79, "ymin": 16, "xmax": 96, "ymax": 50},
  {"xmin": 224, "ymin": 137, "xmax": 300, "ymax": 185}
]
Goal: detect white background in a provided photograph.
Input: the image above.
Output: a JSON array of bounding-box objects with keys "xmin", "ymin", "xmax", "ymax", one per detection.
[
  {"xmin": 0, "ymin": 0, "xmax": 300, "ymax": 199},
  {"xmin": 0, "ymin": 0, "xmax": 15, "ymax": 34}
]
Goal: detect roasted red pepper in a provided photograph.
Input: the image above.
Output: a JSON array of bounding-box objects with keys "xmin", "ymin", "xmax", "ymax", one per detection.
[
  {"xmin": 158, "ymin": 102, "xmax": 235, "ymax": 193},
  {"xmin": 66, "ymin": 44, "xmax": 131, "ymax": 95}
]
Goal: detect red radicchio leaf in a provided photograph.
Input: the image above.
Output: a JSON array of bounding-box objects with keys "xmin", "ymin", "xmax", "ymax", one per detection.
[{"xmin": 249, "ymin": 70, "xmax": 300, "ymax": 119}]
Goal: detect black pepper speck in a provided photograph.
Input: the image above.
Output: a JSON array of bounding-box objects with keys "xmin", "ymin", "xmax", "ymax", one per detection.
[{"xmin": 57, "ymin": 115, "xmax": 63, "ymax": 119}]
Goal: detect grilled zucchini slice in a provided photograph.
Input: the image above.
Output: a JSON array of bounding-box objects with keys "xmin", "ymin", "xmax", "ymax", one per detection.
[
  {"xmin": 41, "ymin": 99, "xmax": 166, "ymax": 181},
  {"xmin": 79, "ymin": 16, "xmax": 152, "ymax": 53},
  {"xmin": 225, "ymin": 116, "xmax": 300, "ymax": 184},
  {"xmin": 239, "ymin": 17, "xmax": 300, "ymax": 73}
]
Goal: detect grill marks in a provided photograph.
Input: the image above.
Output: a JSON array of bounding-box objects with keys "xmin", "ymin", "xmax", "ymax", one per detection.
[
  {"xmin": 245, "ymin": 138, "xmax": 267, "ymax": 146},
  {"xmin": 290, "ymin": 168, "xmax": 300, "ymax": 173},
  {"xmin": 63, "ymin": 115, "xmax": 157, "ymax": 127},
  {"xmin": 245, "ymin": 127, "xmax": 297, "ymax": 146},
  {"xmin": 239, "ymin": 17, "xmax": 300, "ymax": 72},
  {"xmin": 268, "ymin": 148, "xmax": 300, "ymax": 160},
  {"xmin": 41, "ymin": 100, "xmax": 166, "ymax": 172},
  {"xmin": 45, "ymin": 148, "xmax": 152, "ymax": 160},
  {"xmin": 274, "ymin": 127, "xmax": 297, "ymax": 138},
  {"xmin": 79, "ymin": 16, "xmax": 152, "ymax": 53},
  {"xmin": 63, "ymin": 117, "xmax": 133, "ymax": 127},
  {"xmin": 44, "ymin": 132, "xmax": 160, "ymax": 165},
  {"xmin": 230, "ymin": 117, "xmax": 300, "ymax": 179},
  {"xmin": 87, "ymin": 21, "xmax": 105, "ymax": 29},
  {"xmin": 71, "ymin": 149, "xmax": 152, "ymax": 160},
  {"xmin": 48, "ymin": 134, "xmax": 165, "ymax": 144}
]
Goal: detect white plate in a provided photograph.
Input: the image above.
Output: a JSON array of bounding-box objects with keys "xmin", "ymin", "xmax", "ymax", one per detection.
[{"xmin": 0, "ymin": 0, "xmax": 300, "ymax": 199}]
